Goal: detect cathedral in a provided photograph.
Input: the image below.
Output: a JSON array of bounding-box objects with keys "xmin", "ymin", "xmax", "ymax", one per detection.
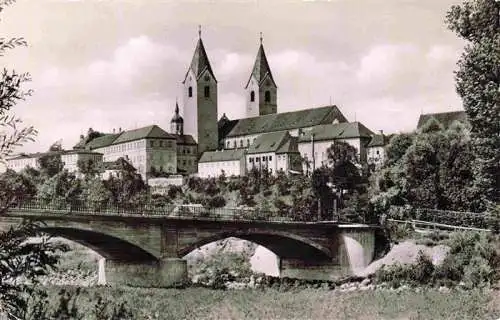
[
  {"xmin": 172, "ymin": 29, "xmax": 386, "ymax": 178},
  {"xmin": 6, "ymin": 29, "xmax": 388, "ymax": 180}
]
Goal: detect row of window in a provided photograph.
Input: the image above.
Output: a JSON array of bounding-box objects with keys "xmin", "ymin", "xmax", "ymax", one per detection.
[
  {"xmin": 201, "ymin": 161, "xmax": 237, "ymax": 168},
  {"xmin": 178, "ymin": 159, "xmax": 194, "ymax": 166},
  {"xmin": 188, "ymin": 86, "xmax": 211, "ymax": 98},
  {"xmin": 226, "ymin": 138, "xmax": 257, "ymax": 149},
  {"xmin": 249, "ymin": 90, "xmax": 272, "ymax": 103},
  {"xmin": 249, "ymin": 155, "xmax": 272, "ymax": 162}
]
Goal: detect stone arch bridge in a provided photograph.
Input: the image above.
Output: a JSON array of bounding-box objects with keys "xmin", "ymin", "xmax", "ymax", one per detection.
[{"xmin": 0, "ymin": 210, "xmax": 387, "ymax": 287}]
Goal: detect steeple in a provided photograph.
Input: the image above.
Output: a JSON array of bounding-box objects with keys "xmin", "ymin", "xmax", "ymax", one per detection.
[
  {"xmin": 245, "ymin": 33, "xmax": 276, "ymax": 89},
  {"xmin": 245, "ymin": 33, "xmax": 278, "ymax": 117},
  {"xmin": 170, "ymin": 100, "xmax": 184, "ymax": 135},
  {"xmin": 182, "ymin": 26, "xmax": 219, "ymax": 157},
  {"xmin": 183, "ymin": 26, "xmax": 217, "ymax": 84}
]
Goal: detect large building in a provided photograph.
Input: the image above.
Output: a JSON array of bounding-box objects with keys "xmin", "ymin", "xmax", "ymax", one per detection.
[
  {"xmin": 181, "ymin": 31, "xmax": 390, "ymax": 177},
  {"xmin": 6, "ymin": 149, "xmax": 103, "ymax": 177},
  {"xmin": 7, "ymin": 30, "xmax": 392, "ymax": 180}
]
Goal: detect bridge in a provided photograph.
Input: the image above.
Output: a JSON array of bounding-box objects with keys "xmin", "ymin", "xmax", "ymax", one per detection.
[{"xmin": 0, "ymin": 200, "xmax": 388, "ymax": 288}]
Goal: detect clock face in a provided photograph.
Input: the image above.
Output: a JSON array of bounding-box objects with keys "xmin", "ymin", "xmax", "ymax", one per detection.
[
  {"xmin": 265, "ymin": 80, "xmax": 271, "ymax": 86},
  {"xmin": 204, "ymin": 75, "xmax": 210, "ymax": 82}
]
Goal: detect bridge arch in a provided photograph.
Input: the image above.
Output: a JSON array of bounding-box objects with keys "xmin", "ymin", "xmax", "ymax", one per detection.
[
  {"xmin": 179, "ymin": 230, "xmax": 332, "ymax": 261},
  {"xmin": 40, "ymin": 227, "xmax": 159, "ymax": 262}
]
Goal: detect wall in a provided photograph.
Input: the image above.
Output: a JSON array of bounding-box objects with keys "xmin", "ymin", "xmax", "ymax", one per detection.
[
  {"xmin": 367, "ymin": 146, "xmax": 385, "ymax": 167},
  {"xmin": 246, "ymin": 152, "xmax": 277, "ymax": 174},
  {"xmin": 6, "ymin": 157, "xmax": 39, "ymax": 172},
  {"xmin": 198, "ymin": 160, "xmax": 243, "ymax": 178},
  {"xmin": 177, "ymin": 144, "xmax": 197, "ymax": 174},
  {"xmin": 298, "ymin": 137, "xmax": 365, "ymax": 172}
]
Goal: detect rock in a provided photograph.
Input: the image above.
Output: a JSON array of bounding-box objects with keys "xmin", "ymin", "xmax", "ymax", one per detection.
[
  {"xmin": 439, "ymin": 286, "xmax": 450, "ymax": 293},
  {"xmin": 361, "ymin": 278, "xmax": 371, "ymax": 286}
]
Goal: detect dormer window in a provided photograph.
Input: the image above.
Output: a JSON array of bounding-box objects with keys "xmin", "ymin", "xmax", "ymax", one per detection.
[
  {"xmin": 188, "ymin": 86, "xmax": 193, "ymax": 97},
  {"xmin": 265, "ymin": 91, "xmax": 271, "ymax": 103},
  {"xmin": 250, "ymin": 91, "xmax": 255, "ymax": 102},
  {"xmin": 204, "ymin": 86, "xmax": 210, "ymax": 98}
]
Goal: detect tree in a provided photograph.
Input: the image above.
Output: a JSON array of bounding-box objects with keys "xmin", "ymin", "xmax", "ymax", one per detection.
[
  {"xmin": 446, "ymin": 0, "xmax": 500, "ymax": 208},
  {"xmin": 0, "ymin": 169, "xmax": 37, "ymax": 209},
  {"xmin": 37, "ymin": 150, "xmax": 64, "ymax": 178},
  {"xmin": 326, "ymin": 141, "xmax": 364, "ymax": 207},
  {"xmin": 77, "ymin": 158, "xmax": 100, "ymax": 180},
  {"xmin": 0, "ymin": 2, "xmax": 66, "ymax": 317}
]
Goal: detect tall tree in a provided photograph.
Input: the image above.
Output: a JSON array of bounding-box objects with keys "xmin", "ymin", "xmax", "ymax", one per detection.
[
  {"xmin": 0, "ymin": 2, "xmax": 64, "ymax": 318},
  {"xmin": 446, "ymin": 0, "xmax": 500, "ymax": 208}
]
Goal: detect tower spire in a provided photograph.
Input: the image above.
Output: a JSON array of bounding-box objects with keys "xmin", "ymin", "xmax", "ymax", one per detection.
[
  {"xmin": 198, "ymin": 25, "xmax": 201, "ymax": 39},
  {"xmin": 260, "ymin": 32, "xmax": 263, "ymax": 45}
]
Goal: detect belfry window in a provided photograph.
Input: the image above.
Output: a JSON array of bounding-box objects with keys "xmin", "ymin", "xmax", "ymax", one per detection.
[
  {"xmin": 188, "ymin": 86, "xmax": 193, "ymax": 97},
  {"xmin": 250, "ymin": 91, "xmax": 255, "ymax": 102},
  {"xmin": 204, "ymin": 86, "xmax": 210, "ymax": 98},
  {"xmin": 265, "ymin": 91, "xmax": 271, "ymax": 103}
]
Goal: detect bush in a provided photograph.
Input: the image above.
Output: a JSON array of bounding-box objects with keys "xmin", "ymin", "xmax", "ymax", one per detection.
[
  {"xmin": 205, "ymin": 195, "xmax": 226, "ymax": 208},
  {"xmin": 375, "ymin": 231, "xmax": 500, "ymax": 289}
]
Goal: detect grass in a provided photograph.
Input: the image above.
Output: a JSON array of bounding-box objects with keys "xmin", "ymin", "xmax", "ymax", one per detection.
[{"xmin": 38, "ymin": 286, "xmax": 500, "ymax": 320}]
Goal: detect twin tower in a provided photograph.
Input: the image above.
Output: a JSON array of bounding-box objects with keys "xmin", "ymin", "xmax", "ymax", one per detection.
[{"xmin": 180, "ymin": 30, "xmax": 278, "ymax": 156}]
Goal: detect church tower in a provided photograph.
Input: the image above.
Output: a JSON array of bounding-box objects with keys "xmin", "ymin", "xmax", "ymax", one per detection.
[
  {"xmin": 170, "ymin": 101, "xmax": 184, "ymax": 135},
  {"xmin": 245, "ymin": 33, "xmax": 277, "ymax": 118},
  {"xmin": 183, "ymin": 27, "xmax": 218, "ymax": 156}
]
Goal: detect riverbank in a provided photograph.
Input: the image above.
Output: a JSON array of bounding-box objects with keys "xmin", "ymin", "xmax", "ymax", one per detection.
[{"xmin": 35, "ymin": 285, "xmax": 500, "ymax": 320}]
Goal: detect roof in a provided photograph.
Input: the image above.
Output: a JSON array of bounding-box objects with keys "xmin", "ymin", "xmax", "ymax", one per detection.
[
  {"xmin": 111, "ymin": 125, "xmax": 175, "ymax": 145},
  {"xmin": 199, "ymin": 149, "xmax": 246, "ymax": 163},
  {"xmin": 417, "ymin": 111, "xmax": 467, "ymax": 129},
  {"xmin": 61, "ymin": 150, "xmax": 103, "ymax": 156},
  {"xmin": 171, "ymin": 103, "xmax": 183, "ymax": 123},
  {"xmin": 367, "ymin": 134, "xmax": 386, "ymax": 147},
  {"xmin": 298, "ymin": 122, "xmax": 374, "ymax": 142},
  {"xmin": 245, "ymin": 43, "xmax": 276, "ymax": 88},
  {"xmin": 247, "ymin": 131, "xmax": 299, "ymax": 154},
  {"xmin": 218, "ymin": 114, "xmax": 239, "ymax": 141},
  {"xmin": 175, "ymin": 134, "xmax": 197, "ymax": 145},
  {"xmin": 225, "ymin": 105, "xmax": 347, "ymax": 138},
  {"xmin": 85, "ymin": 134, "xmax": 120, "ymax": 150},
  {"xmin": 6, "ymin": 152, "xmax": 44, "ymax": 160},
  {"xmin": 183, "ymin": 38, "xmax": 217, "ymax": 83}
]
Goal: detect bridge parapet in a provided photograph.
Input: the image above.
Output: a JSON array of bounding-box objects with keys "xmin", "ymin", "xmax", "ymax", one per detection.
[{"xmin": 9, "ymin": 198, "xmax": 370, "ymax": 224}]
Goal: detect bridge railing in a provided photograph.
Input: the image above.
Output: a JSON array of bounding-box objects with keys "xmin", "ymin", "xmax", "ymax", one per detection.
[
  {"xmin": 387, "ymin": 205, "xmax": 498, "ymax": 230},
  {"xmin": 8, "ymin": 198, "xmax": 373, "ymax": 224}
]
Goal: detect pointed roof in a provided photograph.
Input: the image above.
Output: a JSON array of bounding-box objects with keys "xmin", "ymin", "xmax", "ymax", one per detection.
[
  {"xmin": 171, "ymin": 102, "xmax": 183, "ymax": 123},
  {"xmin": 245, "ymin": 40, "xmax": 276, "ymax": 89},
  {"xmin": 183, "ymin": 35, "xmax": 217, "ymax": 83}
]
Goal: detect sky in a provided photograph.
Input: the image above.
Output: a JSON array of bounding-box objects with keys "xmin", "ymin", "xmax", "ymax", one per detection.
[{"xmin": 1, "ymin": 0, "xmax": 466, "ymax": 154}]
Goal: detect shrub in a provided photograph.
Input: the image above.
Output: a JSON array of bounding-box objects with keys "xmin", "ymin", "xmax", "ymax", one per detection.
[{"xmin": 206, "ymin": 195, "xmax": 226, "ymax": 208}]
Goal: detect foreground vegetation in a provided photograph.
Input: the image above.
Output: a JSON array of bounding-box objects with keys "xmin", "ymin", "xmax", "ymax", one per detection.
[{"xmin": 27, "ymin": 285, "xmax": 500, "ymax": 320}]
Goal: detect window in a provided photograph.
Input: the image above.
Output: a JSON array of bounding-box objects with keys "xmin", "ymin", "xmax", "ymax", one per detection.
[
  {"xmin": 265, "ymin": 91, "xmax": 271, "ymax": 103},
  {"xmin": 204, "ymin": 86, "xmax": 210, "ymax": 98},
  {"xmin": 247, "ymin": 139, "xmax": 250, "ymax": 146},
  {"xmin": 249, "ymin": 157, "xmax": 253, "ymax": 163},
  {"xmin": 376, "ymin": 150, "xmax": 380, "ymax": 155},
  {"xmin": 240, "ymin": 140, "xmax": 243, "ymax": 148},
  {"xmin": 250, "ymin": 91, "xmax": 255, "ymax": 102},
  {"xmin": 183, "ymin": 160, "xmax": 186, "ymax": 166},
  {"xmin": 269, "ymin": 156, "xmax": 272, "ymax": 161},
  {"xmin": 188, "ymin": 86, "xmax": 193, "ymax": 97},
  {"xmin": 263, "ymin": 156, "xmax": 267, "ymax": 161},
  {"xmin": 227, "ymin": 141, "xmax": 230, "ymax": 148},
  {"xmin": 233, "ymin": 141, "xmax": 237, "ymax": 148}
]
